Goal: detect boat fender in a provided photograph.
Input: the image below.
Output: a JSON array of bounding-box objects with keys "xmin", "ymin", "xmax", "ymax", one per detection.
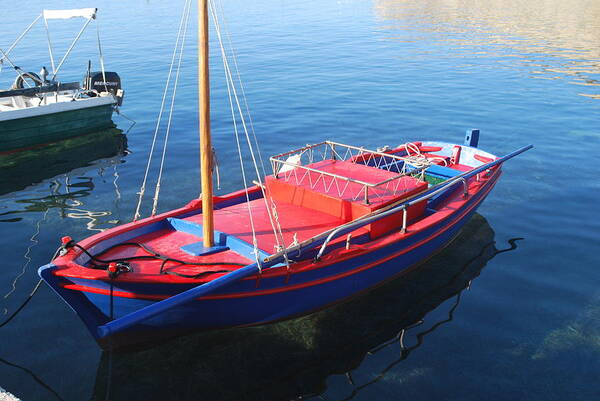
[{"xmin": 12, "ymin": 71, "xmax": 43, "ymax": 89}]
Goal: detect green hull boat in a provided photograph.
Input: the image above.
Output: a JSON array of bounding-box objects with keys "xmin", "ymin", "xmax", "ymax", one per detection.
[
  {"xmin": 0, "ymin": 7, "xmax": 123, "ymax": 154},
  {"xmin": 0, "ymin": 96, "xmax": 117, "ymax": 153}
]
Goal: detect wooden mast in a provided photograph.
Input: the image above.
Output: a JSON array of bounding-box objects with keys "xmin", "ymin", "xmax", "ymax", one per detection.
[{"xmin": 199, "ymin": 0, "xmax": 214, "ymax": 247}]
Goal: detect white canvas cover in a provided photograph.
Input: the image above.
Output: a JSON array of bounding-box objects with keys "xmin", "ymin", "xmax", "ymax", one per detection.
[{"xmin": 43, "ymin": 8, "xmax": 97, "ymax": 20}]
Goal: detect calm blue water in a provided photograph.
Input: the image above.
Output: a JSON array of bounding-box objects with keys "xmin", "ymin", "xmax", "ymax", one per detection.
[{"xmin": 1, "ymin": 0, "xmax": 599, "ymax": 400}]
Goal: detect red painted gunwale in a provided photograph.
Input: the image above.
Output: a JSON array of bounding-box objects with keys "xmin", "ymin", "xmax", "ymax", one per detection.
[
  {"xmin": 50, "ymin": 146, "xmax": 499, "ymax": 287},
  {"xmin": 58, "ymin": 166, "xmax": 500, "ymax": 300}
]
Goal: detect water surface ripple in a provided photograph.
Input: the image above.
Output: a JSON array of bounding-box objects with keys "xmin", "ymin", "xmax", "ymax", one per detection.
[{"xmin": 0, "ymin": 1, "xmax": 599, "ymax": 400}]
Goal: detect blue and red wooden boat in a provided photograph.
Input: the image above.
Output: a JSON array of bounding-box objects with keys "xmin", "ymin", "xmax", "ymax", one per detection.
[
  {"xmin": 38, "ymin": 0, "xmax": 532, "ymax": 349},
  {"xmin": 38, "ymin": 139, "xmax": 530, "ymax": 348}
]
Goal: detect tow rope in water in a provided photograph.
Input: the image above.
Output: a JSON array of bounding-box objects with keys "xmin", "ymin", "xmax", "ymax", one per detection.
[{"xmin": 0, "ymin": 244, "xmax": 62, "ymax": 329}]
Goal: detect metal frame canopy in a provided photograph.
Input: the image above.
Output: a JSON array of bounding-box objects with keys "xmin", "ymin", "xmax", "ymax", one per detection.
[{"xmin": 0, "ymin": 8, "xmax": 102, "ymax": 81}]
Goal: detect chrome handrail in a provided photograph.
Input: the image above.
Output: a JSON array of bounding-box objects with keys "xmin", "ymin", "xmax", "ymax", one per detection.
[{"xmin": 270, "ymin": 141, "xmax": 430, "ymax": 203}]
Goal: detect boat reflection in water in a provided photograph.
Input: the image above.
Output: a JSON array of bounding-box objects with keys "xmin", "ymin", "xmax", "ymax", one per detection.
[
  {"xmin": 92, "ymin": 214, "xmax": 517, "ymax": 401},
  {"xmin": 0, "ymin": 128, "xmax": 127, "ymax": 197}
]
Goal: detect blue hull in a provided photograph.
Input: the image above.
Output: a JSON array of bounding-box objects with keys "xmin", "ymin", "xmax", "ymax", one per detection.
[{"xmin": 39, "ymin": 170, "xmax": 497, "ymax": 347}]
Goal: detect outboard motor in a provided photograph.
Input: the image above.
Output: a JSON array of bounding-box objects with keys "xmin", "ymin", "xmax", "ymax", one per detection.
[{"xmin": 85, "ymin": 71, "xmax": 124, "ymax": 106}]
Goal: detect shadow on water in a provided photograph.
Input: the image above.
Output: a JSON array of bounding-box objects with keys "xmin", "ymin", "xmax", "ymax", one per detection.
[
  {"xmin": 0, "ymin": 128, "xmax": 128, "ymax": 197},
  {"xmin": 89, "ymin": 214, "xmax": 520, "ymax": 401}
]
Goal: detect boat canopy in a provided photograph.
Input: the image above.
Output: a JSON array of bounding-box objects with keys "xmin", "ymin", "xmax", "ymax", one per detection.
[
  {"xmin": 0, "ymin": 8, "xmax": 103, "ymax": 80},
  {"xmin": 43, "ymin": 8, "xmax": 97, "ymax": 21}
]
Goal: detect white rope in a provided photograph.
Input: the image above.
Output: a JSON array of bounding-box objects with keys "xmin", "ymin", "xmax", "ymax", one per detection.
[
  {"xmin": 133, "ymin": 0, "xmax": 191, "ymax": 221},
  {"xmin": 211, "ymin": 0, "xmax": 290, "ymax": 268},
  {"xmin": 404, "ymin": 142, "xmax": 447, "ymax": 168},
  {"xmin": 210, "ymin": 0, "xmax": 261, "ymax": 267},
  {"xmin": 151, "ymin": 0, "xmax": 192, "ymax": 216},
  {"xmin": 216, "ymin": 0, "xmax": 267, "ymax": 177}
]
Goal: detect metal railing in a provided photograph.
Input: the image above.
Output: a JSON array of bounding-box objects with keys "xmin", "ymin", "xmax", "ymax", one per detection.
[
  {"xmin": 264, "ymin": 144, "xmax": 533, "ymax": 263},
  {"xmin": 269, "ymin": 141, "xmax": 430, "ymax": 204}
]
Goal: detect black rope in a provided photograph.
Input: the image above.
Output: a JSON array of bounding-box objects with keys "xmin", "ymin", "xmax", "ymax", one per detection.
[
  {"xmin": 163, "ymin": 268, "xmax": 232, "ymax": 279},
  {"xmin": 0, "ymin": 356, "xmax": 65, "ymax": 401},
  {"xmin": 0, "ymin": 245, "xmax": 63, "ymax": 329},
  {"xmin": 67, "ymin": 240, "xmax": 246, "ymax": 277},
  {"xmin": 494, "ymin": 237, "xmax": 524, "ymax": 255},
  {"xmin": 0, "ymin": 279, "xmax": 42, "ymax": 329}
]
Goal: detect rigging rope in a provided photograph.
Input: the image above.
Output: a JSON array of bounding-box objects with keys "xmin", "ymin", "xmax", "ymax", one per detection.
[
  {"xmin": 133, "ymin": 0, "xmax": 192, "ymax": 221},
  {"xmin": 216, "ymin": 0, "xmax": 267, "ymax": 177},
  {"xmin": 210, "ymin": 0, "xmax": 261, "ymax": 267},
  {"xmin": 151, "ymin": 0, "xmax": 193, "ymax": 216},
  {"xmin": 210, "ymin": 0, "xmax": 290, "ymax": 268}
]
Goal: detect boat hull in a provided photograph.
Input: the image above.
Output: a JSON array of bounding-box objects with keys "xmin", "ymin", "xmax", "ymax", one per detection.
[
  {"xmin": 0, "ymin": 97, "xmax": 116, "ymax": 153},
  {"xmin": 39, "ymin": 169, "xmax": 499, "ymax": 348}
]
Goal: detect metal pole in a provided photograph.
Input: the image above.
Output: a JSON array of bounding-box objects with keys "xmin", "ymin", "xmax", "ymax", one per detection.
[
  {"xmin": 0, "ymin": 14, "xmax": 42, "ymax": 66},
  {"xmin": 0, "ymin": 48, "xmax": 33, "ymax": 88},
  {"xmin": 51, "ymin": 17, "xmax": 94, "ymax": 80},
  {"xmin": 43, "ymin": 17, "xmax": 56, "ymax": 75}
]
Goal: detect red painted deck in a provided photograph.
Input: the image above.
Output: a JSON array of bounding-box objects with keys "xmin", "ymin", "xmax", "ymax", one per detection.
[
  {"xmin": 77, "ymin": 229, "xmax": 253, "ymax": 278},
  {"xmin": 68, "ymin": 158, "xmax": 430, "ymax": 280},
  {"xmin": 186, "ymin": 198, "xmax": 371, "ymax": 254},
  {"xmin": 266, "ymin": 160, "xmax": 428, "ymax": 237}
]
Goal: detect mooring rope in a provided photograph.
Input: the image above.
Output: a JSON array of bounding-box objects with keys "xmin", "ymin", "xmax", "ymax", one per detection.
[
  {"xmin": 3, "ymin": 209, "xmax": 48, "ymax": 305},
  {"xmin": 0, "ymin": 244, "xmax": 61, "ymax": 329}
]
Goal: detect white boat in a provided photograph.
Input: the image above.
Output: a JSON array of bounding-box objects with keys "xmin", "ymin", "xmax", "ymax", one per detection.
[{"xmin": 0, "ymin": 8, "xmax": 124, "ymax": 153}]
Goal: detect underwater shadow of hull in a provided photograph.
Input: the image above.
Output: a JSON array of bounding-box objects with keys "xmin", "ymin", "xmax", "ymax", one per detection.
[
  {"xmin": 0, "ymin": 128, "xmax": 127, "ymax": 196},
  {"xmin": 91, "ymin": 213, "xmax": 503, "ymax": 401}
]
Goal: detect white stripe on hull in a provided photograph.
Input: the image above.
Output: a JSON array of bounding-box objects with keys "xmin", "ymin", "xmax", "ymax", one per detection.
[{"xmin": 0, "ymin": 95, "xmax": 115, "ymax": 122}]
